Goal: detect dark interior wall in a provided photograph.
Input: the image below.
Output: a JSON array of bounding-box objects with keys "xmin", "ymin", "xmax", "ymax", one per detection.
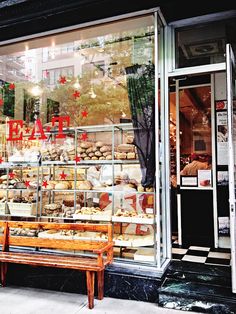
[{"xmin": 0, "ymin": 0, "xmax": 234, "ymax": 42}]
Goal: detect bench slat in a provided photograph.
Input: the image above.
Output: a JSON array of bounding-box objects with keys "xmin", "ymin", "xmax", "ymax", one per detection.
[
  {"xmin": 8, "ymin": 236, "xmax": 108, "ymax": 251},
  {"xmin": 0, "ymin": 252, "xmax": 102, "ymax": 271}
]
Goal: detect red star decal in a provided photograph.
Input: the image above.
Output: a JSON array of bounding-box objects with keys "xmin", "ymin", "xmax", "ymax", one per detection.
[
  {"xmin": 0, "ymin": 99, "xmax": 3, "ymax": 106},
  {"xmin": 59, "ymin": 171, "xmax": 67, "ymax": 180},
  {"xmin": 74, "ymin": 155, "xmax": 81, "ymax": 163},
  {"xmin": 25, "ymin": 128, "xmax": 30, "ymax": 134},
  {"xmin": 24, "ymin": 180, "xmax": 30, "ymax": 188},
  {"xmin": 0, "ymin": 156, "xmax": 4, "ymax": 164},
  {"xmin": 9, "ymin": 83, "xmax": 15, "ymax": 90},
  {"xmin": 46, "ymin": 126, "xmax": 51, "ymax": 132},
  {"xmin": 9, "ymin": 172, "xmax": 15, "ymax": 179},
  {"xmin": 81, "ymin": 133, "xmax": 88, "ymax": 141},
  {"xmin": 59, "ymin": 76, "xmax": 67, "ymax": 84},
  {"xmin": 81, "ymin": 110, "xmax": 88, "ymax": 118},
  {"xmin": 42, "ymin": 180, "xmax": 48, "ymax": 188},
  {"xmin": 73, "ymin": 90, "xmax": 81, "ymax": 99}
]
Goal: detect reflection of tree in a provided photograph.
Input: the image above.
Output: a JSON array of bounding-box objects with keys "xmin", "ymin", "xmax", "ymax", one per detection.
[{"xmin": 48, "ymin": 74, "xmax": 130, "ymax": 127}]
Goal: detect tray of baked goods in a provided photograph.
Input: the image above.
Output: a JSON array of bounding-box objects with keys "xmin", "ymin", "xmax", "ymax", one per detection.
[
  {"xmin": 37, "ymin": 228, "xmax": 154, "ymax": 247},
  {"xmin": 112, "ymin": 208, "xmax": 154, "ymax": 224},
  {"xmin": 38, "ymin": 229, "xmax": 108, "ymax": 242},
  {"xmin": 77, "ymin": 139, "xmax": 139, "ymax": 162},
  {"xmin": 73, "ymin": 206, "xmax": 112, "ymax": 221},
  {"xmin": 7, "ymin": 195, "xmax": 37, "ymax": 217}
]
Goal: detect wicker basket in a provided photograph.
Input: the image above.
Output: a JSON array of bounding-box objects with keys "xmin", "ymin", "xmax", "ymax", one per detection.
[{"xmin": 8, "ymin": 202, "xmax": 37, "ymax": 216}]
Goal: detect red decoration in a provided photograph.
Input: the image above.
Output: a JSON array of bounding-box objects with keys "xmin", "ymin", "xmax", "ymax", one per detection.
[
  {"xmin": 25, "ymin": 128, "xmax": 30, "ymax": 134},
  {"xmin": 73, "ymin": 90, "xmax": 81, "ymax": 99},
  {"xmin": 81, "ymin": 110, "xmax": 88, "ymax": 118},
  {"xmin": 24, "ymin": 181, "xmax": 30, "ymax": 188},
  {"xmin": 81, "ymin": 133, "xmax": 88, "ymax": 141},
  {"xmin": 59, "ymin": 171, "xmax": 67, "ymax": 180},
  {"xmin": 0, "ymin": 157, "xmax": 4, "ymax": 164},
  {"xmin": 59, "ymin": 76, "xmax": 67, "ymax": 84},
  {"xmin": 74, "ymin": 156, "xmax": 81, "ymax": 163},
  {"xmin": 9, "ymin": 83, "xmax": 15, "ymax": 90},
  {"xmin": 42, "ymin": 180, "xmax": 48, "ymax": 188},
  {"xmin": 46, "ymin": 126, "xmax": 51, "ymax": 132},
  {"xmin": 9, "ymin": 172, "xmax": 15, "ymax": 179},
  {"xmin": 0, "ymin": 99, "xmax": 4, "ymax": 106}
]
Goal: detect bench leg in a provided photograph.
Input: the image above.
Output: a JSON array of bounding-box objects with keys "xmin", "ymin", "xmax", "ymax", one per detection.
[
  {"xmin": 0, "ymin": 262, "xmax": 7, "ymax": 287},
  {"xmin": 86, "ymin": 270, "xmax": 95, "ymax": 309},
  {"xmin": 97, "ymin": 270, "xmax": 104, "ymax": 300}
]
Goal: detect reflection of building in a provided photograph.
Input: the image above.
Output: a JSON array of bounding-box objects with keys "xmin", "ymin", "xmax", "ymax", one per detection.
[{"xmin": 0, "ymin": 55, "xmax": 25, "ymax": 82}]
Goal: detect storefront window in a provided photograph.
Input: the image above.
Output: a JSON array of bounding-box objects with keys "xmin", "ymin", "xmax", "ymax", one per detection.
[{"xmin": 0, "ymin": 14, "xmax": 164, "ymax": 267}]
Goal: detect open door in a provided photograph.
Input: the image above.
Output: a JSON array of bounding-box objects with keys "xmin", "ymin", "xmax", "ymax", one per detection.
[{"xmin": 226, "ymin": 43, "xmax": 236, "ymax": 293}]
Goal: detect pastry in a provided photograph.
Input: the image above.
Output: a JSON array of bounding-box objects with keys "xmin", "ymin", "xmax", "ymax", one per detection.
[
  {"xmin": 127, "ymin": 152, "xmax": 136, "ymax": 159},
  {"xmin": 77, "ymin": 180, "xmax": 92, "ymax": 190},
  {"xmin": 80, "ymin": 142, "xmax": 93, "ymax": 149},
  {"xmin": 103, "ymin": 151, "xmax": 112, "ymax": 157},
  {"xmin": 115, "ymin": 152, "xmax": 126, "ymax": 159},
  {"xmin": 117, "ymin": 144, "xmax": 135, "ymax": 152},
  {"xmin": 106, "ymin": 155, "xmax": 112, "ymax": 160},
  {"xmin": 100, "ymin": 145, "xmax": 111, "ymax": 153},
  {"xmin": 95, "ymin": 141, "xmax": 104, "ymax": 148},
  {"xmin": 55, "ymin": 182, "xmax": 70, "ymax": 189},
  {"xmin": 95, "ymin": 151, "xmax": 102, "ymax": 157}
]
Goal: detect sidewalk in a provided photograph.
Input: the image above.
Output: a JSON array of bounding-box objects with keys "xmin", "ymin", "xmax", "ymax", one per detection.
[{"xmin": 0, "ymin": 286, "xmax": 199, "ymax": 314}]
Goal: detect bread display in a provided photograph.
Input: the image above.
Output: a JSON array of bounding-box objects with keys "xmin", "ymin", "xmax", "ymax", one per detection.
[
  {"xmin": 44, "ymin": 203, "xmax": 62, "ymax": 216},
  {"xmin": 77, "ymin": 141, "xmax": 112, "ymax": 160},
  {"xmin": 42, "ymin": 143, "xmax": 75, "ymax": 162}
]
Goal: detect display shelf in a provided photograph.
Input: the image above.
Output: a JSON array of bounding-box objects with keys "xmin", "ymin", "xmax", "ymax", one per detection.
[{"xmin": 112, "ymin": 216, "xmax": 154, "ymax": 224}]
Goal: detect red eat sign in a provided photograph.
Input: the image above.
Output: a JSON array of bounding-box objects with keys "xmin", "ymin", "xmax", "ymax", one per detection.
[{"xmin": 7, "ymin": 116, "xmax": 70, "ymax": 141}]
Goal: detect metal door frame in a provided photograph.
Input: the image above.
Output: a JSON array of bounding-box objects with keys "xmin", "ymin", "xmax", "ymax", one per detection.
[
  {"xmin": 174, "ymin": 78, "xmax": 218, "ymax": 247},
  {"xmin": 226, "ymin": 43, "xmax": 236, "ymax": 293}
]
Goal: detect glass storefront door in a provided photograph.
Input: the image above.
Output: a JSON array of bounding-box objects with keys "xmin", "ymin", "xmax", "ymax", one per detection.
[{"xmin": 170, "ymin": 75, "xmax": 216, "ymax": 247}]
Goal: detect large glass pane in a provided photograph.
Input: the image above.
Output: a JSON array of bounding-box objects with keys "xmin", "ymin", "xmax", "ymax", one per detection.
[{"xmin": 0, "ymin": 14, "xmax": 161, "ymax": 267}]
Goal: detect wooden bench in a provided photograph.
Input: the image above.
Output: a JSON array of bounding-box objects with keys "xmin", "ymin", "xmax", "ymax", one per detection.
[{"xmin": 0, "ymin": 221, "xmax": 114, "ymax": 309}]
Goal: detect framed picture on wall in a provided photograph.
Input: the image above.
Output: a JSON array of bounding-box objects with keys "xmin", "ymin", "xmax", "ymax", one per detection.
[{"xmin": 181, "ymin": 176, "xmax": 198, "ymax": 187}]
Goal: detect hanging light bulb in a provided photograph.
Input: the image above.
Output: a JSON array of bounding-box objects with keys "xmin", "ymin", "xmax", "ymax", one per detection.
[
  {"xmin": 73, "ymin": 78, "xmax": 81, "ymax": 89},
  {"xmin": 90, "ymin": 87, "xmax": 97, "ymax": 99}
]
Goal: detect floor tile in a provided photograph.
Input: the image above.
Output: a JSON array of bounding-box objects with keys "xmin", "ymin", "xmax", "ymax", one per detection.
[
  {"xmin": 185, "ymin": 249, "xmax": 209, "ymax": 257},
  {"xmin": 210, "ymin": 247, "xmax": 231, "ymax": 253},
  {"xmin": 182, "ymin": 255, "xmax": 207, "ymax": 263},
  {"xmin": 172, "ymin": 253, "xmax": 185, "ymax": 260},
  {"xmin": 189, "ymin": 246, "xmax": 210, "ymax": 252},
  {"xmin": 172, "ymin": 248, "xmax": 188, "ymax": 254},
  {"xmin": 208, "ymin": 252, "xmax": 231, "ymax": 259},
  {"xmin": 205, "ymin": 257, "xmax": 231, "ymax": 266}
]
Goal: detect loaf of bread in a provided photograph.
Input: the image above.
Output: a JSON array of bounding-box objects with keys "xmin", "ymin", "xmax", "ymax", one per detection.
[
  {"xmin": 127, "ymin": 152, "xmax": 136, "ymax": 159},
  {"xmin": 117, "ymin": 144, "xmax": 135, "ymax": 152},
  {"xmin": 100, "ymin": 145, "xmax": 111, "ymax": 153},
  {"xmin": 80, "ymin": 142, "xmax": 93, "ymax": 149}
]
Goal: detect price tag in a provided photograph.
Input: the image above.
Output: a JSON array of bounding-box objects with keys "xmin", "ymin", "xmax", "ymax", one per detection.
[
  {"xmin": 93, "ymin": 198, "xmax": 99, "ymax": 203},
  {"xmin": 140, "ymin": 225, "xmax": 148, "ymax": 232},
  {"xmin": 146, "ymin": 208, "xmax": 154, "ymax": 214},
  {"xmin": 126, "ymin": 199, "xmax": 133, "ymax": 205}
]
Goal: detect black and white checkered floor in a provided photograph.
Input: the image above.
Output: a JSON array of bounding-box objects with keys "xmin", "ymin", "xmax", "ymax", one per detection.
[{"xmin": 172, "ymin": 240, "xmax": 231, "ymax": 266}]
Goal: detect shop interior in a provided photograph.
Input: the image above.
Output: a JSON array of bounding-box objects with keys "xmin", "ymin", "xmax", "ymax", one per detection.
[{"xmin": 169, "ymin": 73, "xmax": 231, "ymax": 266}]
